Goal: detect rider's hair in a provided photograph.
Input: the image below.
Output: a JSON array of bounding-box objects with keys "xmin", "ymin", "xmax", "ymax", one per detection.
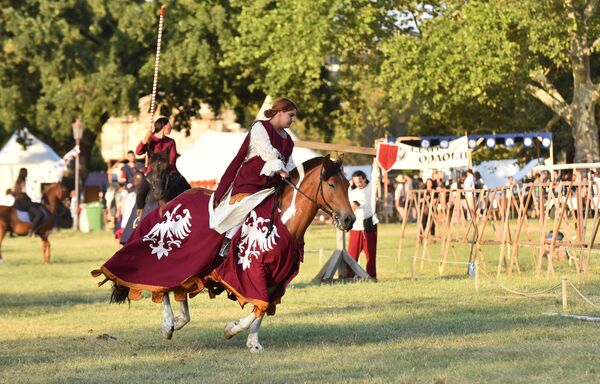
[
  {"xmin": 16, "ymin": 168, "xmax": 28, "ymax": 183},
  {"xmin": 264, "ymin": 98, "xmax": 298, "ymax": 118},
  {"xmin": 153, "ymin": 117, "xmax": 170, "ymax": 134}
]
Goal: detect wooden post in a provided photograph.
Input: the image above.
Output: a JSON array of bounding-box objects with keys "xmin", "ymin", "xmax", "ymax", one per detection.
[
  {"xmin": 396, "ymin": 190, "xmax": 411, "ymax": 272},
  {"xmin": 383, "ymin": 170, "xmax": 389, "ymax": 224},
  {"xmin": 561, "ymin": 275, "xmax": 568, "ymax": 310}
]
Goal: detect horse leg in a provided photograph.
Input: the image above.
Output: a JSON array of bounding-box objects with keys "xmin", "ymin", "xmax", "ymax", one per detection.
[
  {"xmin": 40, "ymin": 233, "xmax": 50, "ymax": 264},
  {"xmin": 246, "ymin": 317, "xmax": 264, "ymax": 353},
  {"xmin": 161, "ymin": 293, "xmax": 175, "ymax": 340},
  {"xmin": 224, "ymin": 311, "xmax": 257, "ymax": 339},
  {"xmin": 173, "ymin": 298, "xmax": 191, "ymax": 330},
  {"xmin": 0, "ymin": 227, "xmax": 5, "ymax": 264}
]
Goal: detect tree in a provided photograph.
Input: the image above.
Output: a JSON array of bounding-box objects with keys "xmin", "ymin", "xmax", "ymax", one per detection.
[
  {"xmin": 0, "ymin": 0, "xmax": 155, "ymax": 174},
  {"xmin": 381, "ymin": 0, "xmax": 600, "ymax": 162},
  {"xmin": 222, "ymin": 0, "xmax": 408, "ymax": 145}
]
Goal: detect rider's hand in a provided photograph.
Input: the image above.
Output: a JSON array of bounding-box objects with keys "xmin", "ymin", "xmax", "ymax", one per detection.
[
  {"xmin": 142, "ymin": 130, "xmax": 152, "ymax": 144},
  {"xmin": 278, "ymin": 169, "xmax": 289, "ymax": 179}
]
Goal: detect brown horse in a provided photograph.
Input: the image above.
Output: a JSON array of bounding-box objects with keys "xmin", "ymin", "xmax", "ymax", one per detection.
[
  {"xmin": 0, "ymin": 183, "xmax": 70, "ymax": 264},
  {"xmin": 102, "ymin": 155, "xmax": 355, "ymax": 351}
]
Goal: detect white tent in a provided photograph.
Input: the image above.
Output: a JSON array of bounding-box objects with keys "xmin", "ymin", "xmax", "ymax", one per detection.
[
  {"xmin": 0, "ymin": 129, "xmax": 61, "ymax": 202},
  {"xmin": 474, "ymin": 158, "xmax": 543, "ymax": 189},
  {"xmin": 177, "ymin": 130, "xmax": 320, "ymax": 185}
]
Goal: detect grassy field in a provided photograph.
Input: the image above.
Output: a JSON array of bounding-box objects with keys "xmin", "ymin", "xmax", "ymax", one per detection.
[{"xmin": 1, "ymin": 223, "xmax": 600, "ymax": 383}]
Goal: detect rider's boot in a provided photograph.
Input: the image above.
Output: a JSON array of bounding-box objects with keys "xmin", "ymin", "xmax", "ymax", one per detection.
[
  {"xmin": 218, "ymin": 238, "xmax": 231, "ymax": 258},
  {"xmin": 133, "ymin": 209, "xmax": 143, "ymax": 229}
]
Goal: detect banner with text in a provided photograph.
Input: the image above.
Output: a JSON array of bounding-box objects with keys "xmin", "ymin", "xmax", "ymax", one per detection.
[{"xmin": 377, "ymin": 136, "xmax": 469, "ymax": 171}]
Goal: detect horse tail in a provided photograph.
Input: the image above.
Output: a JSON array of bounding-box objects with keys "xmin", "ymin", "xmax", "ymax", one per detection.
[{"xmin": 110, "ymin": 283, "xmax": 130, "ymax": 304}]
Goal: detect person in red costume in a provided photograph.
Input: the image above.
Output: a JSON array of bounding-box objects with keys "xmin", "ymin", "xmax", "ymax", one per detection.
[
  {"xmin": 134, "ymin": 117, "xmax": 191, "ymax": 216},
  {"xmin": 210, "ymin": 98, "xmax": 297, "ymax": 257}
]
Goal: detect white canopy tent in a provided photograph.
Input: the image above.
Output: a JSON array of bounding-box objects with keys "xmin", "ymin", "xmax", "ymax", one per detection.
[
  {"xmin": 177, "ymin": 130, "xmax": 320, "ymax": 185},
  {"xmin": 0, "ymin": 129, "xmax": 61, "ymax": 202},
  {"xmin": 474, "ymin": 158, "xmax": 543, "ymax": 189}
]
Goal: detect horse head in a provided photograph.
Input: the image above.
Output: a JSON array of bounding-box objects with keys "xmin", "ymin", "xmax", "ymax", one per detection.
[
  {"xmin": 42, "ymin": 182, "xmax": 66, "ymax": 206},
  {"xmin": 317, "ymin": 155, "xmax": 356, "ymax": 231},
  {"xmin": 283, "ymin": 155, "xmax": 355, "ymax": 239},
  {"xmin": 147, "ymin": 152, "xmax": 170, "ymax": 204}
]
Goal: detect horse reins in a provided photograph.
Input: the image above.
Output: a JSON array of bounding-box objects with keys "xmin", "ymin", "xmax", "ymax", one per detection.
[{"xmin": 280, "ymin": 164, "xmax": 340, "ymax": 226}]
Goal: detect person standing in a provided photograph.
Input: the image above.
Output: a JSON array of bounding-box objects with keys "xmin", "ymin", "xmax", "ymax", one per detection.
[
  {"xmin": 463, "ymin": 169, "xmax": 476, "ymax": 219},
  {"xmin": 393, "ymin": 174, "xmax": 406, "ymax": 223},
  {"xmin": 119, "ymin": 150, "xmax": 144, "ymax": 192},
  {"xmin": 347, "ymin": 163, "xmax": 380, "ymax": 279}
]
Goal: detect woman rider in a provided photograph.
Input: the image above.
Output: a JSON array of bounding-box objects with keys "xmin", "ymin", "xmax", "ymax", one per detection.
[
  {"xmin": 13, "ymin": 168, "xmax": 43, "ymax": 236},
  {"xmin": 210, "ymin": 97, "xmax": 297, "ymax": 256},
  {"xmin": 134, "ymin": 117, "xmax": 191, "ymax": 220}
]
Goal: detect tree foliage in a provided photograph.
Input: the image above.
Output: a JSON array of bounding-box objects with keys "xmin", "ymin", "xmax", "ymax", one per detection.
[
  {"xmin": 0, "ymin": 0, "xmax": 598, "ymax": 169},
  {"xmin": 381, "ymin": 0, "xmax": 600, "ymax": 161}
]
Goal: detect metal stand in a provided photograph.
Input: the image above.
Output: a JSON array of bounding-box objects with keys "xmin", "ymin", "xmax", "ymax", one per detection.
[{"xmin": 313, "ymin": 229, "xmax": 372, "ymax": 282}]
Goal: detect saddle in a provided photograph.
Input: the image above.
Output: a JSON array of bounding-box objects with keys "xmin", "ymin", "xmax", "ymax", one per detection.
[{"xmin": 15, "ymin": 205, "xmax": 48, "ymax": 224}]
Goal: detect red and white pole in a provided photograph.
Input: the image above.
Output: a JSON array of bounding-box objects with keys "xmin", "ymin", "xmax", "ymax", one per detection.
[{"xmin": 148, "ymin": 5, "xmax": 165, "ymax": 130}]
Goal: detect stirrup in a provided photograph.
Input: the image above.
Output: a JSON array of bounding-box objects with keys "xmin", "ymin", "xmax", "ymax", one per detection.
[{"xmin": 219, "ymin": 238, "xmax": 231, "ymax": 258}]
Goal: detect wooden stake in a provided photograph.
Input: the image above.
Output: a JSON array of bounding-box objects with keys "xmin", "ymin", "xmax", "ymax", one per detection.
[
  {"xmin": 561, "ymin": 275, "xmax": 568, "ymax": 310},
  {"xmin": 475, "ymin": 260, "xmax": 480, "ymax": 293}
]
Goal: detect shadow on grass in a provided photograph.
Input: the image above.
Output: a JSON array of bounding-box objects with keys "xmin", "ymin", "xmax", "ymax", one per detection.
[
  {"xmin": 0, "ymin": 303, "xmax": 577, "ymax": 376},
  {"xmin": 0, "ymin": 290, "xmax": 109, "ymax": 312}
]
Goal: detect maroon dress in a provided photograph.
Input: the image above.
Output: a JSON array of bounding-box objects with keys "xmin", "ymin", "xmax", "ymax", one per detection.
[{"xmin": 214, "ymin": 120, "xmax": 294, "ymax": 204}]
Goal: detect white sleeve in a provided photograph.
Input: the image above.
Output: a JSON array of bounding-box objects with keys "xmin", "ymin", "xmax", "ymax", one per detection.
[{"xmin": 249, "ymin": 122, "xmax": 285, "ymax": 176}]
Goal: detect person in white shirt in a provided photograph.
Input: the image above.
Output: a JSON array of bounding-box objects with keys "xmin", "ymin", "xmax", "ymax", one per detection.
[
  {"xmin": 393, "ymin": 174, "xmax": 406, "ymax": 223},
  {"xmin": 347, "ymin": 164, "xmax": 380, "ymax": 279},
  {"xmin": 463, "ymin": 169, "xmax": 476, "ymax": 219}
]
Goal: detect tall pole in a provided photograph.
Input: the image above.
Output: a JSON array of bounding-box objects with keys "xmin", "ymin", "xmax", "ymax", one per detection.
[
  {"xmin": 72, "ymin": 119, "xmax": 84, "ymax": 231},
  {"xmin": 146, "ymin": 5, "xmax": 166, "ymax": 167},
  {"xmin": 74, "ymin": 136, "xmax": 80, "ymax": 231}
]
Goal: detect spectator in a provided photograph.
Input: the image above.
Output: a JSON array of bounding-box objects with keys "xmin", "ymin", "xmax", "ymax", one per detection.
[
  {"xmin": 394, "ymin": 174, "xmax": 406, "ymax": 223},
  {"xmin": 348, "ymin": 163, "xmax": 380, "ymax": 279},
  {"xmin": 463, "ymin": 169, "xmax": 476, "ymax": 219},
  {"xmin": 422, "ymin": 178, "xmax": 436, "ymax": 237},
  {"xmin": 119, "ymin": 150, "xmax": 144, "ymax": 192}
]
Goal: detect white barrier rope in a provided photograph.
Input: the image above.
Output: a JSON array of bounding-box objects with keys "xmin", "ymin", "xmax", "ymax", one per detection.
[
  {"xmin": 568, "ymin": 281, "xmax": 600, "ymax": 309},
  {"xmin": 478, "ymin": 267, "xmax": 562, "ymax": 297},
  {"xmin": 409, "ymin": 254, "xmax": 471, "ymax": 265}
]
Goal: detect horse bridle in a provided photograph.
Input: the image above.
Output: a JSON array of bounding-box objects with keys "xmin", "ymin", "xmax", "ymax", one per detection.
[{"xmin": 281, "ymin": 163, "xmax": 341, "ymax": 228}]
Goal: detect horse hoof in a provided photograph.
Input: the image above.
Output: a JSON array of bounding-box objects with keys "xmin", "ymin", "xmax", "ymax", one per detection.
[
  {"xmin": 248, "ymin": 343, "xmax": 264, "ymax": 353},
  {"xmin": 161, "ymin": 325, "xmax": 174, "ymax": 340},
  {"xmin": 174, "ymin": 315, "xmax": 190, "ymax": 331},
  {"xmin": 224, "ymin": 321, "xmax": 240, "ymax": 339}
]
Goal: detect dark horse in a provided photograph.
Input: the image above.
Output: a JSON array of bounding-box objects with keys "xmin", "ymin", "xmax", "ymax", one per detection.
[
  {"xmin": 0, "ymin": 183, "xmax": 71, "ymax": 264},
  {"xmin": 120, "ymin": 152, "xmax": 190, "ymax": 244}
]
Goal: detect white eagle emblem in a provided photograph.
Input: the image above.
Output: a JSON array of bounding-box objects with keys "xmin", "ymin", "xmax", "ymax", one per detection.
[
  {"xmin": 143, "ymin": 203, "xmax": 192, "ymax": 260},
  {"xmin": 237, "ymin": 210, "xmax": 279, "ymax": 270}
]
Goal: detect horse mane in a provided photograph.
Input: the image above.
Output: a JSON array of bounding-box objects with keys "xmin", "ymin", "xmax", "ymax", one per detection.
[{"xmin": 289, "ymin": 156, "xmax": 344, "ymax": 181}]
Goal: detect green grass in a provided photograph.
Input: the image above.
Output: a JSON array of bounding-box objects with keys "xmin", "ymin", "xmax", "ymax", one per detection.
[{"xmin": 1, "ymin": 224, "xmax": 600, "ymax": 383}]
